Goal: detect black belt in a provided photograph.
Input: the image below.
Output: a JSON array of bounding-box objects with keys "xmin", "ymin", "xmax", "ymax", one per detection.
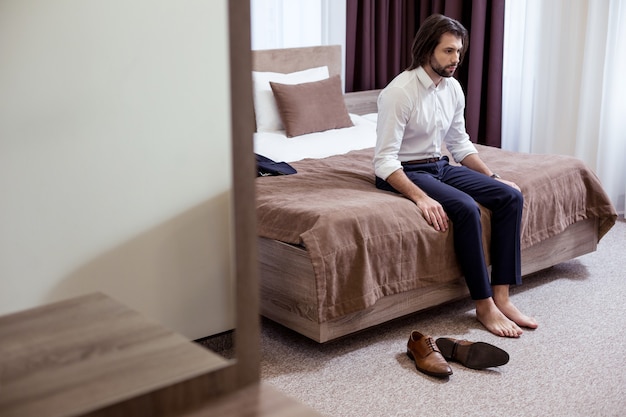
[{"xmin": 401, "ymin": 157, "xmax": 441, "ymax": 165}]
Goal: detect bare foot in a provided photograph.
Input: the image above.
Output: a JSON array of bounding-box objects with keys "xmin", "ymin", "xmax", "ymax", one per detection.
[
  {"xmin": 475, "ymin": 298, "xmax": 523, "ymax": 338},
  {"xmin": 493, "ymin": 285, "xmax": 539, "ymax": 329},
  {"xmin": 494, "ymin": 298, "xmax": 538, "ymax": 329}
]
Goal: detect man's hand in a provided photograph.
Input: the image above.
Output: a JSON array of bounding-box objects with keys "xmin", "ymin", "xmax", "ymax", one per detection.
[
  {"xmin": 414, "ymin": 195, "xmax": 449, "ymax": 232},
  {"xmin": 384, "ymin": 169, "xmax": 449, "ymax": 232},
  {"xmin": 495, "ymin": 178, "xmax": 521, "ymax": 192}
]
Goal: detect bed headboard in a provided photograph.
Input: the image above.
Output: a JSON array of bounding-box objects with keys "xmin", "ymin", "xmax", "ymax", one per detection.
[
  {"xmin": 252, "ymin": 45, "xmax": 342, "ymax": 77},
  {"xmin": 251, "ymin": 45, "xmax": 379, "ymax": 115}
]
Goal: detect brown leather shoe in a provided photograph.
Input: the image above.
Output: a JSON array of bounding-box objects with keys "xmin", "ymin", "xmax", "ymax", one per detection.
[
  {"xmin": 435, "ymin": 338, "xmax": 509, "ymax": 369},
  {"xmin": 407, "ymin": 331, "xmax": 453, "ymax": 378}
]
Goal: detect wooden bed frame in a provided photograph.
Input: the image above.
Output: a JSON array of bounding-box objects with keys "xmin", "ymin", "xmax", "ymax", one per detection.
[{"xmin": 252, "ymin": 45, "xmax": 600, "ymax": 343}]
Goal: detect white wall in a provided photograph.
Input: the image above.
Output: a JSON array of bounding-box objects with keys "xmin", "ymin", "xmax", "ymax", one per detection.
[{"xmin": 0, "ymin": 0, "xmax": 234, "ymax": 339}]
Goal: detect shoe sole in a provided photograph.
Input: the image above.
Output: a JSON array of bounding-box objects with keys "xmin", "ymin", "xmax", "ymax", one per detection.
[
  {"xmin": 436, "ymin": 339, "xmax": 509, "ymax": 369},
  {"xmin": 406, "ymin": 350, "xmax": 452, "ymax": 378}
]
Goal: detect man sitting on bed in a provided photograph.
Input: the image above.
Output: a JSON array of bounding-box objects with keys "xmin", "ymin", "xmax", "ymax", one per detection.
[{"xmin": 374, "ymin": 14, "xmax": 538, "ymax": 338}]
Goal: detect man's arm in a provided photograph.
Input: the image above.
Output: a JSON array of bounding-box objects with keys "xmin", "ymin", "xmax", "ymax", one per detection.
[
  {"xmin": 385, "ymin": 169, "xmax": 449, "ymax": 232},
  {"xmin": 460, "ymin": 154, "xmax": 520, "ymax": 191}
]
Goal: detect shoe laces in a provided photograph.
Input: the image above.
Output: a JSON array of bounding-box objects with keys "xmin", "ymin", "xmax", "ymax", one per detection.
[{"xmin": 426, "ymin": 337, "xmax": 439, "ymax": 353}]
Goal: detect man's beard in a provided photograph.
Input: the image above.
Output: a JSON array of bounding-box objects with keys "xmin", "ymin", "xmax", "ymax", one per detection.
[{"xmin": 430, "ymin": 57, "xmax": 457, "ymax": 78}]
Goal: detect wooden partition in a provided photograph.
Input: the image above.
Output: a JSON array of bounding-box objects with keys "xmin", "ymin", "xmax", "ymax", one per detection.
[{"xmin": 228, "ymin": 0, "xmax": 261, "ymax": 389}]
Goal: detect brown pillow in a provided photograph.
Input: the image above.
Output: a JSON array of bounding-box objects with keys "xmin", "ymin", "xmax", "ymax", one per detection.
[{"xmin": 269, "ymin": 75, "xmax": 354, "ymax": 137}]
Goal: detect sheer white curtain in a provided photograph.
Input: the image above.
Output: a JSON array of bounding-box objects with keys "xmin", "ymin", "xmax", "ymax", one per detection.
[
  {"xmin": 249, "ymin": 0, "xmax": 347, "ymax": 85},
  {"xmin": 250, "ymin": 0, "xmax": 346, "ymax": 51},
  {"xmin": 502, "ymin": 0, "xmax": 626, "ymax": 215},
  {"xmin": 250, "ymin": 0, "xmax": 322, "ymax": 50}
]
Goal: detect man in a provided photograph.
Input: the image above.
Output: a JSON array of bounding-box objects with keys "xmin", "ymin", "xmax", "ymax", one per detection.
[{"xmin": 375, "ymin": 14, "xmax": 538, "ymax": 338}]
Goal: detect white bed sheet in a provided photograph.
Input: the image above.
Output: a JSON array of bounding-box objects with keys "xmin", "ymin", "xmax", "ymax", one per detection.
[{"xmin": 254, "ymin": 113, "xmax": 378, "ymax": 163}]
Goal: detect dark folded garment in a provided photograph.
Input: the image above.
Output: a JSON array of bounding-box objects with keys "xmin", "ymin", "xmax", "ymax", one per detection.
[{"xmin": 256, "ymin": 153, "xmax": 297, "ymax": 176}]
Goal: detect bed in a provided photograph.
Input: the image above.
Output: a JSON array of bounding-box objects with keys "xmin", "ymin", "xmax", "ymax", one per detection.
[{"xmin": 252, "ymin": 45, "xmax": 617, "ymax": 343}]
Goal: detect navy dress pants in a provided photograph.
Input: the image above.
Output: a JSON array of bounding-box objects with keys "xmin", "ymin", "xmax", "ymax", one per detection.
[{"xmin": 376, "ymin": 157, "xmax": 524, "ymax": 300}]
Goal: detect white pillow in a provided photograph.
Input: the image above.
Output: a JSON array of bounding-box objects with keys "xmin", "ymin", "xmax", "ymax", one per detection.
[{"xmin": 252, "ymin": 66, "xmax": 329, "ymax": 132}]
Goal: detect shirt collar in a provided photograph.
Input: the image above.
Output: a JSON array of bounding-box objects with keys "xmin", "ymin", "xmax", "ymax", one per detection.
[{"xmin": 416, "ymin": 66, "xmax": 447, "ymax": 91}]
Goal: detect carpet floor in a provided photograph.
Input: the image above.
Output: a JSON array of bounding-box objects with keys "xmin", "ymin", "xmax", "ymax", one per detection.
[{"xmin": 260, "ymin": 219, "xmax": 626, "ymax": 417}]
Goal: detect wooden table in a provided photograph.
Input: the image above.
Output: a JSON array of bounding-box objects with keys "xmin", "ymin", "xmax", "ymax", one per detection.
[
  {"xmin": 0, "ymin": 292, "xmax": 230, "ymax": 417},
  {"xmin": 0, "ymin": 292, "xmax": 323, "ymax": 417}
]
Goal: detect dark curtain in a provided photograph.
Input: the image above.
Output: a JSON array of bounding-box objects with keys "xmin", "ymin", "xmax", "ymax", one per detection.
[{"xmin": 345, "ymin": 0, "xmax": 505, "ymax": 147}]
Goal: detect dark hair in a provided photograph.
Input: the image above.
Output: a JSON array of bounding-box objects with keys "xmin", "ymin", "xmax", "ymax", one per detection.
[{"xmin": 408, "ymin": 14, "xmax": 468, "ymax": 70}]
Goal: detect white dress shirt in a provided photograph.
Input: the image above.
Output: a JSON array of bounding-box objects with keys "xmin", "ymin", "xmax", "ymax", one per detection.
[{"xmin": 374, "ymin": 66, "xmax": 478, "ymax": 180}]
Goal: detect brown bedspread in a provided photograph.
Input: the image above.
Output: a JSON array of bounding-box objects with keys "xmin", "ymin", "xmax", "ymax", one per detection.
[{"xmin": 256, "ymin": 145, "xmax": 617, "ymax": 322}]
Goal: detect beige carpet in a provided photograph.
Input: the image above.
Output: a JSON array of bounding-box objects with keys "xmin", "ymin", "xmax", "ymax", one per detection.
[{"xmin": 260, "ymin": 219, "xmax": 626, "ymax": 417}]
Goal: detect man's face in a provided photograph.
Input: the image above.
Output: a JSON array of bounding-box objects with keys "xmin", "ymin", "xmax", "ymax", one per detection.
[{"xmin": 429, "ymin": 32, "xmax": 463, "ymax": 78}]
